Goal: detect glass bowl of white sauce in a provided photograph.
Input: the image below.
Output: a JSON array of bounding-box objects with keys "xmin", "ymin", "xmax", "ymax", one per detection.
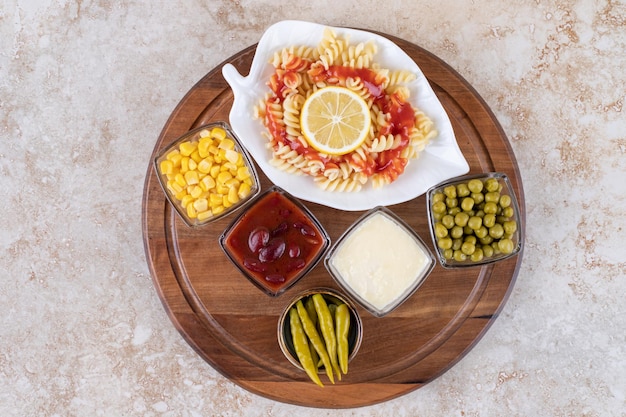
[{"xmin": 324, "ymin": 206, "xmax": 435, "ymax": 317}]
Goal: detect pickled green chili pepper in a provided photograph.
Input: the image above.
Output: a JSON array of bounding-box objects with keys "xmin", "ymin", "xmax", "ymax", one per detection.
[
  {"xmin": 312, "ymin": 293, "xmax": 341, "ymax": 381},
  {"xmin": 296, "ymin": 300, "xmax": 335, "ymax": 384},
  {"xmin": 304, "ymin": 296, "xmax": 319, "ymax": 368},
  {"xmin": 289, "ymin": 307, "xmax": 323, "ymax": 387},
  {"xmin": 328, "ymin": 302, "xmax": 337, "ymax": 319},
  {"xmin": 335, "ymin": 303, "xmax": 350, "ymax": 375}
]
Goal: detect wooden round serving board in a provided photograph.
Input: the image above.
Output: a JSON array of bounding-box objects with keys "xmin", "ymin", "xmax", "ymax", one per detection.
[{"xmin": 142, "ymin": 31, "xmax": 525, "ymax": 408}]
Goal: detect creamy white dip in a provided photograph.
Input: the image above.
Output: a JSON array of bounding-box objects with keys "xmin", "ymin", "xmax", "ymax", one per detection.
[{"xmin": 330, "ymin": 211, "xmax": 431, "ymax": 313}]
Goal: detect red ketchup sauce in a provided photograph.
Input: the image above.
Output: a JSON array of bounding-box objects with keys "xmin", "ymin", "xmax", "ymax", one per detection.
[{"xmin": 221, "ymin": 189, "xmax": 328, "ymax": 295}]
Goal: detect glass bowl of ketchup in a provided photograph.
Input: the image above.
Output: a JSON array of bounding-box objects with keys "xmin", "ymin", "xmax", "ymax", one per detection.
[{"xmin": 219, "ymin": 186, "xmax": 330, "ymax": 296}]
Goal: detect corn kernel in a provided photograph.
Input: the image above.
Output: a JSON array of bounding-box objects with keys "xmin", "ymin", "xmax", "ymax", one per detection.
[
  {"xmin": 186, "ymin": 203, "xmax": 197, "ymax": 219},
  {"xmin": 216, "ymin": 184, "xmax": 229, "ymax": 195},
  {"xmin": 209, "ymin": 165, "xmax": 220, "ymax": 178},
  {"xmin": 159, "ymin": 160, "xmax": 174, "ymax": 175},
  {"xmin": 200, "ymin": 175, "xmax": 216, "ymax": 191},
  {"xmin": 197, "ymin": 159, "xmax": 212, "ymax": 174},
  {"xmin": 218, "ymin": 138, "xmax": 235, "ymax": 150},
  {"xmin": 227, "ymin": 186, "xmax": 239, "ymax": 204},
  {"xmin": 175, "ymin": 189, "xmax": 187, "ymax": 200},
  {"xmin": 180, "ymin": 156, "xmax": 190, "ymax": 173},
  {"xmin": 238, "ymin": 182, "xmax": 251, "ymax": 199},
  {"xmin": 184, "ymin": 170, "xmax": 199, "ymax": 185},
  {"xmin": 236, "ymin": 166, "xmax": 250, "ymax": 181},
  {"xmin": 217, "ymin": 171, "xmax": 232, "ymax": 185},
  {"xmin": 208, "ymin": 145, "xmax": 219, "ymax": 155},
  {"xmin": 221, "ymin": 162, "xmax": 238, "ymax": 173},
  {"xmin": 209, "ymin": 193, "xmax": 223, "ymax": 207},
  {"xmin": 224, "ymin": 149, "xmax": 239, "ymax": 164},
  {"xmin": 179, "ymin": 141, "xmax": 197, "ymax": 157},
  {"xmin": 198, "ymin": 138, "xmax": 212, "ymax": 157},
  {"xmin": 193, "ymin": 198, "xmax": 208, "ymax": 212},
  {"xmin": 223, "ymin": 195, "xmax": 233, "ymax": 208},
  {"xmin": 190, "ymin": 150, "xmax": 202, "ymax": 163},
  {"xmin": 212, "ymin": 205, "xmax": 225, "ymax": 215},
  {"xmin": 211, "ymin": 127, "xmax": 227, "ymax": 141},
  {"xmin": 189, "ymin": 185, "xmax": 203, "ymax": 199},
  {"xmin": 199, "ymin": 129, "xmax": 211, "ymax": 138},
  {"xmin": 174, "ymin": 173, "xmax": 186, "ymax": 187},
  {"xmin": 181, "ymin": 194, "xmax": 194, "ymax": 208},
  {"xmin": 225, "ymin": 178, "xmax": 240, "ymax": 188},
  {"xmin": 166, "ymin": 180, "xmax": 178, "ymax": 194},
  {"xmin": 188, "ymin": 158, "xmax": 198, "ymax": 171},
  {"xmin": 197, "ymin": 210, "xmax": 213, "ymax": 222}
]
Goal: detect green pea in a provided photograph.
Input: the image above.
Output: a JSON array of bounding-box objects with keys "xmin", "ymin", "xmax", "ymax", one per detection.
[
  {"xmin": 503, "ymin": 220, "xmax": 518, "ymax": 235},
  {"xmin": 499, "ymin": 194, "xmax": 511, "ymax": 208},
  {"xmin": 448, "ymin": 207, "xmax": 461, "ymax": 216},
  {"xmin": 482, "ymin": 244, "xmax": 494, "ymax": 257},
  {"xmin": 443, "ymin": 185, "xmax": 457, "ymax": 198},
  {"xmin": 434, "ymin": 222, "xmax": 448, "ymax": 238},
  {"xmin": 454, "ymin": 212, "xmax": 469, "ymax": 227},
  {"xmin": 479, "ymin": 236, "xmax": 493, "ymax": 245},
  {"xmin": 441, "ymin": 214, "xmax": 455, "ymax": 229},
  {"xmin": 471, "ymin": 192, "xmax": 485, "ymax": 205},
  {"xmin": 443, "ymin": 248, "xmax": 453, "ymax": 259},
  {"xmin": 485, "ymin": 191, "xmax": 500, "ymax": 203},
  {"xmin": 467, "ymin": 179, "xmax": 483, "ymax": 193},
  {"xmin": 491, "ymin": 241, "xmax": 502, "ymax": 255},
  {"xmin": 445, "ymin": 197, "xmax": 458, "ymax": 208},
  {"xmin": 470, "ymin": 248, "xmax": 484, "ymax": 262},
  {"xmin": 432, "ymin": 192, "xmax": 445, "ymax": 204},
  {"xmin": 453, "ymin": 250, "xmax": 467, "ymax": 262},
  {"xmin": 461, "ymin": 241, "xmax": 475, "ymax": 255},
  {"xmin": 450, "ymin": 225, "xmax": 464, "ymax": 239},
  {"xmin": 496, "ymin": 215, "xmax": 509, "ymax": 224},
  {"xmin": 502, "ymin": 206, "xmax": 514, "ymax": 218},
  {"xmin": 489, "ymin": 223, "xmax": 504, "ymax": 239},
  {"xmin": 483, "ymin": 213, "xmax": 496, "ymax": 228},
  {"xmin": 463, "ymin": 235, "xmax": 478, "ymax": 245},
  {"xmin": 461, "ymin": 197, "xmax": 475, "ymax": 212},
  {"xmin": 485, "ymin": 178, "xmax": 499, "ymax": 192},
  {"xmin": 438, "ymin": 237, "xmax": 452, "ymax": 250},
  {"xmin": 452, "ymin": 238, "xmax": 463, "ymax": 251},
  {"xmin": 475, "ymin": 225, "xmax": 488, "ymax": 238},
  {"xmin": 456, "ymin": 183, "xmax": 470, "ymax": 197},
  {"xmin": 468, "ymin": 216, "xmax": 482, "ymax": 230},
  {"xmin": 432, "ymin": 200, "xmax": 447, "ymax": 214},
  {"xmin": 498, "ymin": 238, "xmax": 515, "ymax": 254},
  {"xmin": 483, "ymin": 202, "xmax": 498, "ymax": 214}
]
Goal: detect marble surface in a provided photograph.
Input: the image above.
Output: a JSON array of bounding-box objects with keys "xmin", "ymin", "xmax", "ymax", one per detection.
[{"xmin": 1, "ymin": 1, "xmax": 624, "ymax": 415}]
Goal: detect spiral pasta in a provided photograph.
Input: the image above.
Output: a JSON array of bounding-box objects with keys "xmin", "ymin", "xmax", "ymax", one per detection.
[{"xmin": 254, "ymin": 27, "xmax": 437, "ymax": 191}]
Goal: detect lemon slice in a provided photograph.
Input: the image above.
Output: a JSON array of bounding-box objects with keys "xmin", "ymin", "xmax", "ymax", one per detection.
[{"xmin": 300, "ymin": 86, "xmax": 371, "ymax": 156}]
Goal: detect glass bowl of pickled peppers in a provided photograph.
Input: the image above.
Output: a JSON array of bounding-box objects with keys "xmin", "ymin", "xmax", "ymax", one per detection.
[{"xmin": 277, "ymin": 288, "xmax": 363, "ymax": 386}]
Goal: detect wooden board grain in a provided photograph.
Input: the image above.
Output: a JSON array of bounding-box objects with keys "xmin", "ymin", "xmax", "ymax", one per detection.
[{"xmin": 141, "ymin": 32, "xmax": 525, "ymax": 408}]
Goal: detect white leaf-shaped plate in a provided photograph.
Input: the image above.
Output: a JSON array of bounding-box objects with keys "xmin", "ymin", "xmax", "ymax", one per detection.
[{"xmin": 222, "ymin": 20, "xmax": 468, "ymax": 211}]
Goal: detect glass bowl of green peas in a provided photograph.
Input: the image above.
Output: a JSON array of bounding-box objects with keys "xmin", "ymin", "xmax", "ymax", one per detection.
[
  {"xmin": 426, "ymin": 172, "xmax": 523, "ymax": 268},
  {"xmin": 277, "ymin": 288, "xmax": 363, "ymax": 386}
]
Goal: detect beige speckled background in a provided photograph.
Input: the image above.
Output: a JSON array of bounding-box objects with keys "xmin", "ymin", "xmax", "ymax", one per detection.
[{"xmin": 1, "ymin": 1, "xmax": 625, "ymax": 416}]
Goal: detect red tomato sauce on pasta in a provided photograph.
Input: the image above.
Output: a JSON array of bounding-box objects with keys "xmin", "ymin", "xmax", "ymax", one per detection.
[{"xmin": 263, "ymin": 58, "xmax": 423, "ymax": 185}]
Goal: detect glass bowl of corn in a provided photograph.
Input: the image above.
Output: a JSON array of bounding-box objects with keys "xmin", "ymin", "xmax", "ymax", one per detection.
[{"xmin": 153, "ymin": 121, "xmax": 260, "ymax": 227}]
